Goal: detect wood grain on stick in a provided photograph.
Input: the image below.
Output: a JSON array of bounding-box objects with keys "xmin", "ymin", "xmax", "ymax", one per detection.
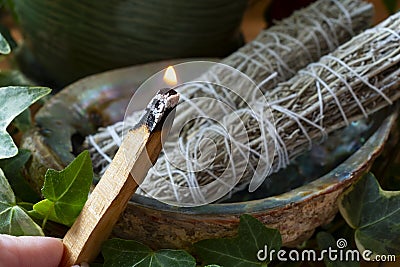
[{"xmin": 60, "ymin": 89, "xmax": 179, "ymax": 266}]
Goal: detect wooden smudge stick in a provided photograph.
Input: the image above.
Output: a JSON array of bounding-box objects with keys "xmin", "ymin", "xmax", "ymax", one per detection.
[{"xmin": 60, "ymin": 88, "xmax": 179, "ymax": 266}]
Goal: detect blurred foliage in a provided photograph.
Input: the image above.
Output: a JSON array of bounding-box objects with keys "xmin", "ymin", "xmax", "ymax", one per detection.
[{"xmin": 383, "ymin": 0, "xmax": 399, "ymax": 14}]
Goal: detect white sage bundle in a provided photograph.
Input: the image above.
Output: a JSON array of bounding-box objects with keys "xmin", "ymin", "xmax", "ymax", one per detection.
[
  {"xmin": 86, "ymin": 0, "xmax": 373, "ymax": 175},
  {"xmin": 172, "ymin": 0, "xmax": 373, "ymax": 140},
  {"xmin": 139, "ymin": 12, "xmax": 400, "ymax": 205}
]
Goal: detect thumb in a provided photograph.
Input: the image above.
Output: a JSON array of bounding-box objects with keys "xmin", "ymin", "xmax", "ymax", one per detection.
[{"xmin": 0, "ymin": 234, "xmax": 64, "ymax": 267}]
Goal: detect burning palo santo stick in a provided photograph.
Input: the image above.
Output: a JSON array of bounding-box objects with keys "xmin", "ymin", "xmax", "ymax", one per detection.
[{"xmin": 60, "ymin": 88, "xmax": 179, "ymax": 266}]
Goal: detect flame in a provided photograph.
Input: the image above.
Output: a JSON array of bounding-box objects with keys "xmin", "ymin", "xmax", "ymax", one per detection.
[{"xmin": 163, "ymin": 66, "xmax": 178, "ymax": 86}]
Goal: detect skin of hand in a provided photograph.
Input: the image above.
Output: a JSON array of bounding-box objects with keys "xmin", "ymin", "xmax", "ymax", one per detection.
[{"xmin": 0, "ymin": 234, "xmax": 64, "ymax": 267}]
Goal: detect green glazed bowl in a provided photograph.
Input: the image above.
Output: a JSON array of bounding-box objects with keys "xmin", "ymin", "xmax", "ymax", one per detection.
[
  {"xmin": 21, "ymin": 59, "xmax": 397, "ymax": 249},
  {"xmin": 12, "ymin": 0, "xmax": 246, "ymax": 87}
]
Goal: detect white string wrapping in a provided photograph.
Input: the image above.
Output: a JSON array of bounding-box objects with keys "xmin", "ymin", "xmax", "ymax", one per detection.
[
  {"xmin": 137, "ymin": 12, "xmax": 400, "ymax": 204},
  {"xmin": 86, "ymin": 0, "xmax": 374, "ymax": 178}
]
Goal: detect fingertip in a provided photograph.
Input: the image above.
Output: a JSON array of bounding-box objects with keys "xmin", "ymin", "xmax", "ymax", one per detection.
[
  {"xmin": 0, "ymin": 234, "xmax": 64, "ymax": 267},
  {"xmin": 25, "ymin": 236, "xmax": 64, "ymax": 267},
  {"xmin": 32, "ymin": 235, "xmax": 64, "ymax": 252}
]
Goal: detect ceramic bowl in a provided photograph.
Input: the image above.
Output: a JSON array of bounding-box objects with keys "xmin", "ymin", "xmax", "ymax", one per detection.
[{"xmin": 21, "ymin": 59, "xmax": 397, "ymax": 249}]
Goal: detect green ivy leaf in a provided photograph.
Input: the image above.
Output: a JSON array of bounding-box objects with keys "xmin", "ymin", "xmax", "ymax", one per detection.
[
  {"xmin": 316, "ymin": 232, "xmax": 359, "ymax": 267},
  {"xmin": 0, "ymin": 71, "xmax": 35, "ymax": 133},
  {"xmin": 0, "ymin": 149, "xmax": 39, "ymax": 202},
  {"xmin": 102, "ymin": 238, "xmax": 196, "ymax": 267},
  {"xmin": 194, "ymin": 214, "xmax": 282, "ymax": 267},
  {"xmin": 0, "ymin": 32, "xmax": 10, "ymax": 54},
  {"xmin": 0, "ymin": 86, "xmax": 51, "ymax": 159},
  {"xmin": 0, "ymin": 168, "xmax": 43, "ymax": 236},
  {"xmin": 339, "ymin": 173, "xmax": 400, "ymax": 256},
  {"xmin": 33, "ymin": 150, "xmax": 93, "ymax": 226}
]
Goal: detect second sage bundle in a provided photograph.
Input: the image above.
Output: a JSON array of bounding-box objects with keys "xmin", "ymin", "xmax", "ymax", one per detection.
[{"xmin": 139, "ymin": 12, "xmax": 400, "ymax": 205}]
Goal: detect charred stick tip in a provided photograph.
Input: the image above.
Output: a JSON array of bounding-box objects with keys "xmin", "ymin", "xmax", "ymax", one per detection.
[{"xmin": 134, "ymin": 88, "xmax": 179, "ymax": 132}]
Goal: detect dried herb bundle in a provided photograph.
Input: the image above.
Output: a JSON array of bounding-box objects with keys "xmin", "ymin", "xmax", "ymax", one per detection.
[
  {"xmin": 172, "ymin": 0, "xmax": 373, "ymax": 140},
  {"xmin": 86, "ymin": 0, "xmax": 373, "ymax": 177},
  {"xmin": 139, "ymin": 12, "xmax": 400, "ymax": 204}
]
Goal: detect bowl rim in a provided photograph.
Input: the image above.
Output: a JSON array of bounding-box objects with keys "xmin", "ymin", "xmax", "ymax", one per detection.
[
  {"xmin": 129, "ymin": 112, "xmax": 396, "ymax": 214},
  {"xmin": 30, "ymin": 60, "xmax": 397, "ymax": 216}
]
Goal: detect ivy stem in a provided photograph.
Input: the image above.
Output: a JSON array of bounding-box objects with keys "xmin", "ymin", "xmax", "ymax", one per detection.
[
  {"xmin": 41, "ymin": 214, "xmax": 49, "ymax": 229},
  {"xmin": 17, "ymin": 201, "xmax": 34, "ymax": 207}
]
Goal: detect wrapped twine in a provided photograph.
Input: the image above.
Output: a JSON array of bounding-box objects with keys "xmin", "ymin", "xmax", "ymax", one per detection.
[
  {"xmin": 138, "ymin": 12, "xmax": 400, "ymax": 204},
  {"xmin": 86, "ymin": 0, "xmax": 374, "ymax": 176},
  {"xmin": 175, "ymin": 0, "xmax": 373, "ymax": 105},
  {"xmin": 171, "ymin": 0, "xmax": 373, "ymax": 143}
]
